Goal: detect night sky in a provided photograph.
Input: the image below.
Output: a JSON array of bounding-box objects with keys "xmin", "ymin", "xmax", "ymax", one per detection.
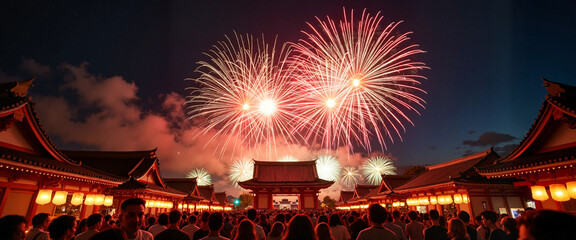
[{"xmin": 1, "ymin": 1, "xmax": 575, "ymax": 197}]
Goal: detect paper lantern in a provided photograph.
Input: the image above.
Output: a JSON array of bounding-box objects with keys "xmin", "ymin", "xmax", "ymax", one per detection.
[
  {"xmin": 566, "ymin": 181, "xmax": 576, "ymax": 199},
  {"xmin": 36, "ymin": 189, "xmax": 53, "ymax": 205},
  {"xmin": 400, "ymin": 202, "xmax": 405, "ymax": 207},
  {"xmin": 183, "ymin": 204, "xmax": 188, "ymax": 209},
  {"xmin": 178, "ymin": 203, "xmax": 183, "ymax": 209},
  {"xmin": 168, "ymin": 202, "xmax": 173, "ymax": 209},
  {"xmin": 148, "ymin": 200, "xmax": 155, "ymax": 208},
  {"xmin": 462, "ymin": 194, "xmax": 469, "ymax": 203},
  {"xmin": 94, "ymin": 194, "xmax": 105, "ymax": 205},
  {"xmin": 104, "ymin": 196, "xmax": 114, "ymax": 207},
  {"xmin": 430, "ymin": 196, "xmax": 437, "ymax": 205},
  {"xmin": 84, "ymin": 194, "xmax": 95, "ymax": 205},
  {"xmin": 549, "ymin": 184, "xmax": 570, "ymax": 202},
  {"xmin": 52, "ymin": 191, "xmax": 68, "ymax": 205},
  {"xmin": 437, "ymin": 195, "xmax": 445, "ymax": 205},
  {"xmin": 444, "ymin": 195, "xmax": 453, "ymax": 204},
  {"xmin": 71, "ymin": 192, "xmax": 84, "ymax": 205},
  {"xmin": 530, "ymin": 185, "xmax": 549, "ymax": 201},
  {"xmin": 421, "ymin": 197, "xmax": 429, "ymax": 205},
  {"xmin": 453, "ymin": 194, "xmax": 463, "ymax": 204}
]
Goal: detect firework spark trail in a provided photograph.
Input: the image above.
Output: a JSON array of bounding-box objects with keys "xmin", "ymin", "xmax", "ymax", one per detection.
[
  {"xmin": 292, "ymin": 8, "xmax": 428, "ymax": 153},
  {"xmin": 229, "ymin": 158, "xmax": 254, "ymax": 188},
  {"xmin": 186, "ymin": 32, "xmax": 303, "ymax": 159},
  {"xmin": 316, "ymin": 155, "xmax": 341, "ymax": 181},
  {"xmin": 340, "ymin": 166, "xmax": 362, "ymax": 187},
  {"xmin": 362, "ymin": 156, "xmax": 397, "ymax": 185},
  {"xmin": 186, "ymin": 168, "xmax": 212, "ymax": 186}
]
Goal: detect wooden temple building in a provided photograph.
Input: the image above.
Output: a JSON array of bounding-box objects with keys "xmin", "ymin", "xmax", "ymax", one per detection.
[
  {"xmin": 238, "ymin": 160, "xmax": 334, "ymax": 210},
  {"xmin": 0, "ymin": 78, "xmax": 230, "ymax": 222}
]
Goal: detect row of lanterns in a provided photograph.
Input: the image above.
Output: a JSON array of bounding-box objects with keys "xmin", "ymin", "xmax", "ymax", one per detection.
[
  {"xmin": 144, "ymin": 200, "xmax": 174, "ymax": 209},
  {"xmin": 36, "ymin": 189, "xmax": 113, "ymax": 206},
  {"xmin": 531, "ymin": 182, "xmax": 576, "ymax": 202},
  {"xmin": 391, "ymin": 201, "xmax": 406, "ymax": 207},
  {"xmin": 407, "ymin": 194, "xmax": 470, "ymax": 206}
]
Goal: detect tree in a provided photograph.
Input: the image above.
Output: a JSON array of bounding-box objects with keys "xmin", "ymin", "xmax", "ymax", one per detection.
[
  {"xmin": 238, "ymin": 193, "xmax": 254, "ymax": 209},
  {"xmin": 321, "ymin": 196, "xmax": 336, "ymax": 209},
  {"xmin": 403, "ymin": 165, "xmax": 427, "ymax": 176}
]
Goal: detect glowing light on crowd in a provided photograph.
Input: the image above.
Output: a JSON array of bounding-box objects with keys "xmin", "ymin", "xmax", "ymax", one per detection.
[
  {"xmin": 316, "ymin": 155, "xmax": 341, "ymax": 181},
  {"xmin": 186, "ymin": 168, "xmax": 212, "ymax": 186},
  {"xmin": 362, "ymin": 156, "xmax": 397, "ymax": 185},
  {"xmin": 278, "ymin": 155, "xmax": 298, "ymax": 162},
  {"xmin": 291, "ymin": 8, "xmax": 428, "ymax": 152},
  {"xmin": 229, "ymin": 158, "xmax": 254, "ymax": 188},
  {"xmin": 186, "ymin": 32, "xmax": 302, "ymax": 158},
  {"xmin": 340, "ymin": 166, "xmax": 362, "ymax": 187}
]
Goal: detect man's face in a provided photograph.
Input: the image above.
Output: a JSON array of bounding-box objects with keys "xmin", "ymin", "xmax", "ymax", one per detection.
[
  {"xmin": 42, "ymin": 218, "xmax": 50, "ymax": 230},
  {"xmin": 12, "ymin": 222, "xmax": 26, "ymax": 240},
  {"xmin": 120, "ymin": 204, "xmax": 145, "ymax": 234}
]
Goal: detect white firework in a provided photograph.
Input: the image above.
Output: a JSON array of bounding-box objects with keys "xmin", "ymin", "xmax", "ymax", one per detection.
[
  {"xmin": 340, "ymin": 166, "xmax": 362, "ymax": 187},
  {"xmin": 362, "ymin": 156, "xmax": 396, "ymax": 185},
  {"xmin": 186, "ymin": 168, "xmax": 212, "ymax": 186},
  {"xmin": 316, "ymin": 155, "xmax": 341, "ymax": 181},
  {"xmin": 278, "ymin": 155, "xmax": 298, "ymax": 162},
  {"xmin": 229, "ymin": 158, "xmax": 254, "ymax": 188}
]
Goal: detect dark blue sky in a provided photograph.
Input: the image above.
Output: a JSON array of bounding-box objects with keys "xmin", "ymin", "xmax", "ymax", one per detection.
[{"xmin": 1, "ymin": 0, "xmax": 575, "ymax": 168}]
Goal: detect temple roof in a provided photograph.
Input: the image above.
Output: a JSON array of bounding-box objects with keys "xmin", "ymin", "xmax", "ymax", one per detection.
[
  {"xmin": 62, "ymin": 150, "xmax": 159, "ymax": 179},
  {"xmin": 196, "ymin": 185, "xmax": 215, "ymax": 202},
  {"xmin": 347, "ymin": 185, "xmax": 378, "ymax": 203},
  {"xmin": 214, "ymin": 192, "xmax": 228, "ymax": 205},
  {"xmin": 108, "ymin": 177, "xmax": 186, "ymax": 197},
  {"xmin": 478, "ymin": 79, "xmax": 576, "ymax": 176},
  {"xmin": 339, "ymin": 191, "xmax": 355, "ymax": 202},
  {"xmin": 394, "ymin": 148, "xmax": 499, "ymax": 192},
  {"xmin": 238, "ymin": 160, "xmax": 334, "ymax": 189},
  {"xmin": 165, "ymin": 178, "xmax": 198, "ymax": 195}
]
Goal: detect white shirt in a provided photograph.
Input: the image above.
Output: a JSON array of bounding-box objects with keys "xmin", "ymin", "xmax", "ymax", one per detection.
[
  {"xmin": 182, "ymin": 224, "xmax": 200, "ymax": 239},
  {"xmin": 25, "ymin": 228, "xmax": 50, "ymax": 240},
  {"xmin": 255, "ymin": 224, "xmax": 266, "ymax": 240},
  {"xmin": 330, "ymin": 225, "xmax": 351, "ymax": 240},
  {"xmin": 129, "ymin": 229, "xmax": 154, "ymax": 240},
  {"xmin": 148, "ymin": 224, "xmax": 167, "ymax": 236}
]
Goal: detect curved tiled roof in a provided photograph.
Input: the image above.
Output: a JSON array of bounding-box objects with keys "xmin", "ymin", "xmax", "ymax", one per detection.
[
  {"xmin": 165, "ymin": 178, "xmax": 198, "ymax": 195},
  {"xmin": 239, "ymin": 160, "xmax": 334, "ymax": 189},
  {"xmin": 62, "ymin": 149, "xmax": 158, "ymax": 179},
  {"xmin": 109, "ymin": 177, "xmax": 186, "ymax": 196}
]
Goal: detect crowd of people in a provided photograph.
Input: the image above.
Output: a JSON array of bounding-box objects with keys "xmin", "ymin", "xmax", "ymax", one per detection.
[{"xmin": 1, "ymin": 198, "xmax": 575, "ymax": 240}]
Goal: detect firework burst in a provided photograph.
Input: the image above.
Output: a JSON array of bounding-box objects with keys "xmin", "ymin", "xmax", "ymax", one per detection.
[
  {"xmin": 186, "ymin": 168, "xmax": 212, "ymax": 186},
  {"xmin": 362, "ymin": 156, "xmax": 397, "ymax": 185},
  {"xmin": 229, "ymin": 158, "xmax": 254, "ymax": 188},
  {"xmin": 292, "ymin": 8, "xmax": 428, "ymax": 152},
  {"xmin": 278, "ymin": 155, "xmax": 298, "ymax": 162},
  {"xmin": 316, "ymin": 155, "xmax": 341, "ymax": 181},
  {"xmin": 186, "ymin": 32, "xmax": 302, "ymax": 159},
  {"xmin": 340, "ymin": 166, "xmax": 362, "ymax": 187}
]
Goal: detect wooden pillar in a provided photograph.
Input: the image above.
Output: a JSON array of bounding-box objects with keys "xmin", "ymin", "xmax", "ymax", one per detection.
[
  {"xmin": 486, "ymin": 190, "xmax": 494, "ymax": 211},
  {"xmin": 314, "ymin": 191, "xmax": 319, "ymax": 210},
  {"xmin": 298, "ymin": 193, "xmax": 303, "ymax": 210},
  {"xmin": 26, "ymin": 190, "xmax": 40, "ymax": 224},
  {"xmin": 253, "ymin": 191, "xmax": 259, "ymax": 209},
  {"xmin": 502, "ymin": 194, "xmax": 510, "ymax": 214},
  {"xmin": 268, "ymin": 192, "xmax": 273, "ymax": 210}
]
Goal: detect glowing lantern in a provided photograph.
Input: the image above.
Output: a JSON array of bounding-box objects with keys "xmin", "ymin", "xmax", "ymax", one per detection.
[
  {"xmin": 148, "ymin": 200, "xmax": 155, "ymax": 208},
  {"xmin": 71, "ymin": 192, "xmax": 84, "ymax": 205},
  {"xmin": 530, "ymin": 185, "xmax": 549, "ymax": 201},
  {"xmin": 400, "ymin": 202, "xmax": 405, "ymax": 207},
  {"xmin": 168, "ymin": 202, "xmax": 173, "ymax": 209},
  {"xmin": 84, "ymin": 194, "xmax": 95, "ymax": 205},
  {"xmin": 183, "ymin": 204, "xmax": 188, "ymax": 209},
  {"xmin": 453, "ymin": 194, "xmax": 463, "ymax": 204},
  {"xmin": 437, "ymin": 195, "xmax": 445, "ymax": 205},
  {"xmin": 430, "ymin": 196, "xmax": 437, "ymax": 205},
  {"xmin": 178, "ymin": 203, "xmax": 183, "ymax": 209},
  {"xmin": 462, "ymin": 194, "xmax": 469, "ymax": 203},
  {"xmin": 549, "ymin": 184, "xmax": 570, "ymax": 202},
  {"xmin": 36, "ymin": 189, "xmax": 53, "ymax": 205},
  {"xmin": 52, "ymin": 191, "xmax": 68, "ymax": 205},
  {"xmin": 566, "ymin": 182, "xmax": 576, "ymax": 199},
  {"xmin": 104, "ymin": 196, "xmax": 114, "ymax": 207},
  {"xmin": 444, "ymin": 195, "xmax": 453, "ymax": 204},
  {"xmin": 94, "ymin": 194, "xmax": 105, "ymax": 205},
  {"xmin": 421, "ymin": 197, "xmax": 429, "ymax": 205}
]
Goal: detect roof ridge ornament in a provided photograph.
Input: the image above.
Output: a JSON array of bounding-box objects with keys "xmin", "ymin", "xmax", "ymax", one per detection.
[{"xmin": 10, "ymin": 76, "xmax": 35, "ymax": 97}]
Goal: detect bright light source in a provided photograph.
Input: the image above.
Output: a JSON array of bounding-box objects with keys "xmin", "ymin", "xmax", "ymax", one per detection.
[
  {"xmin": 352, "ymin": 78, "xmax": 361, "ymax": 87},
  {"xmin": 259, "ymin": 99, "xmax": 276, "ymax": 116},
  {"xmin": 242, "ymin": 104, "xmax": 249, "ymax": 110},
  {"xmin": 326, "ymin": 99, "xmax": 336, "ymax": 108}
]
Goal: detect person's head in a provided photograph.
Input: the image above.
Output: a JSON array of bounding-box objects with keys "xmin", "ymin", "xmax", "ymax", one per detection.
[
  {"xmin": 104, "ymin": 215, "xmax": 112, "ymax": 222},
  {"xmin": 188, "ymin": 215, "xmax": 197, "ymax": 224},
  {"xmin": 284, "ymin": 214, "xmax": 316, "ymax": 240},
  {"xmin": 408, "ymin": 211, "xmax": 419, "ymax": 221},
  {"xmin": 87, "ymin": 213, "xmax": 103, "ymax": 229},
  {"xmin": 169, "ymin": 210, "xmax": 183, "ymax": 225},
  {"xmin": 269, "ymin": 222, "xmax": 285, "ymax": 237},
  {"xmin": 500, "ymin": 216, "xmax": 517, "ymax": 234},
  {"xmin": 0, "ymin": 215, "xmax": 26, "ymax": 240},
  {"xmin": 158, "ymin": 213, "xmax": 169, "ymax": 226},
  {"xmin": 235, "ymin": 219, "xmax": 257, "ymax": 240},
  {"xmin": 429, "ymin": 209, "xmax": 440, "ymax": 221},
  {"xmin": 275, "ymin": 213, "xmax": 285, "ymax": 223},
  {"xmin": 315, "ymin": 222, "xmax": 334, "ymax": 240},
  {"xmin": 447, "ymin": 218, "xmax": 467, "ymax": 240},
  {"xmin": 119, "ymin": 198, "xmax": 146, "ymax": 234},
  {"xmin": 208, "ymin": 212, "xmax": 224, "ymax": 232},
  {"xmin": 480, "ymin": 210, "xmax": 498, "ymax": 227},
  {"xmin": 247, "ymin": 209, "xmax": 257, "ymax": 221},
  {"xmin": 518, "ymin": 210, "xmax": 576, "ymax": 240},
  {"xmin": 392, "ymin": 210, "xmax": 401, "ymax": 220},
  {"xmin": 367, "ymin": 204, "xmax": 388, "ymax": 225},
  {"xmin": 90, "ymin": 228, "xmax": 128, "ymax": 240},
  {"xmin": 328, "ymin": 213, "xmax": 342, "ymax": 226},
  {"xmin": 32, "ymin": 213, "xmax": 51, "ymax": 229},
  {"xmin": 147, "ymin": 216, "xmax": 156, "ymax": 226},
  {"xmin": 75, "ymin": 219, "xmax": 87, "ymax": 236},
  {"xmin": 317, "ymin": 215, "xmax": 328, "ymax": 224},
  {"xmin": 457, "ymin": 211, "xmax": 470, "ymax": 224},
  {"xmin": 475, "ymin": 215, "xmax": 483, "ymax": 226},
  {"xmin": 48, "ymin": 215, "xmax": 77, "ymax": 240},
  {"xmin": 201, "ymin": 211, "xmax": 210, "ymax": 223}
]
